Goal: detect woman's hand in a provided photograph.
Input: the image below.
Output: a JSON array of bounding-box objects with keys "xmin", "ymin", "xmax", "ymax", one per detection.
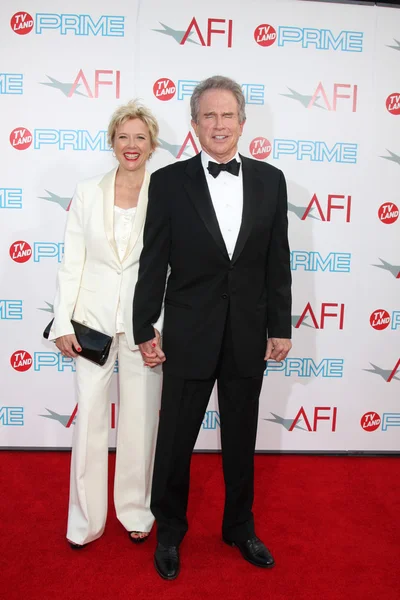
[{"xmin": 55, "ymin": 334, "xmax": 81, "ymax": 358}]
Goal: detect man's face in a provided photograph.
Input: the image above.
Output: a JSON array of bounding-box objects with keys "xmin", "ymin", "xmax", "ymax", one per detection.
[{"xmin": 191, "ymin": 89, "xmax": 245, "ymax": 163}]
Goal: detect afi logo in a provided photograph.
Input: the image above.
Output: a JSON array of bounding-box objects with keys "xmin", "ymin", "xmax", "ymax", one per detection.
[
  {"xmin": 360, "ymin": 412, "xmax": 381, "ymax": 432},
  {"xmin": 180, "ymin": 17, "xmax": 233, "ymax": 47},
  {"xmin": 249, "ymin": 138, "xmax": 271, "ymax": 160},
  {"xmin": 10, "ymin": 351, "xmax": 32, "ymax": 372},
  {"xmin": 282, "ymin": 83, "xmax": 358, "ymax": 112},
  {"xmin": 386, "ymin": 93, "xmax": 400, "ymax": 116},
  {"xmin": 9, "ymin": 241, "xmax": 32, "ymax": 263},
  {"xmin": 176, "ymin": 132, "xmax": 200, "ymax": 158},
  {"xmin": 10, "ymin": 12, "xmax": 34, "ymax": 35},
  {"xmin": 372, "ymin": 258, "xmax": 400, "ymax": 279},
  {"xmin": 9, "ymin": 127, "xmax": 32, "ymax": 150},
  {"xmin": 290, "ymin": 406, "xmax": 338, "ymax": 432},
  {"xmin": 254, "ymin": 24, "xmax": 277, "ymax": 47},
  {"xmin": 296, "ymin": 194, "xmax": 352, "ymax": 222},
  {"xmin": 41, "ymin": 70, "xmax": 121, "ymax": 98},
  {"xmin": 378, "ymin": 203, "xmax": 398, "ymax": 224},
  {"xmin": 153, "ymin": 78, "xmax": 176, "ymax": 101},
  {"xmin": 295, "ymin": 303, "xmax": 345, "ymax": 329}
]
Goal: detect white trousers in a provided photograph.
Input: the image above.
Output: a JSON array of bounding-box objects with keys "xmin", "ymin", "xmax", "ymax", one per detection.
[{"xmin": 66, "ymin": 333, "xmax": 162, "ymax": 545}]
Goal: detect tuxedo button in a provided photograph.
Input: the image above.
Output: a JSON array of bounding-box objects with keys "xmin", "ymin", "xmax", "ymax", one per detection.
[{"xmin": 221, "ymin": 293, "xmax": 228, "ymax": 300}]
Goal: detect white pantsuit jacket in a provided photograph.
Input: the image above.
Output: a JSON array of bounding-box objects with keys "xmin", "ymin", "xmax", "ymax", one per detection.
[{"xmin": 49, "ymin": 167, "xmax": 163, "ymax": 344}]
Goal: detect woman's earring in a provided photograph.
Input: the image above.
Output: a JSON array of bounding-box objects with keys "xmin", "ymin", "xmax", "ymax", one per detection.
[{"xmin": 112, "ymin": 149, "xmax": 116, "ymax": 158}]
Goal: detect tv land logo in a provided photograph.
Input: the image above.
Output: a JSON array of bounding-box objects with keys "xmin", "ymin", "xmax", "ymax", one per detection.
[
  {"xmin": 363, "ymin": 359, "xmax": 400, "ymax": 382},
  {"xmin": 152, "ymin": 18, "xmax": 233, "ymax": 47},
  {"xmin": 39, "ymin": 191, "xmax": 71, "ymax": 211},
  {"xmin": 0, "ymin": 407, "xmax": 24, "ymax": 426},
  {"xmin": 265, "ymin": 407, "xmax": 338, "ymax": 431},
  {"xmin": 361, "ymin": 412, "xmax": 400, "ymax": 432},
  {"xmin": 9, "ymin": 128, "xmax": 110, "ymax": 152},
  {"xmin": 0, "ymin": 73, "xmax": 23, "ymax": 95},
  {"xmin": 11, "ymin": 12, "xmax": 124, "ymax": 36},
  {"xmin": 293, "ymin": 303, "xmax": 345, "ymax": 330},
  {"xmin": 289, "ymin": 194, "xmax": 352, "ymax": 222},
  {"xmin": 0, "ymin": 188, "xmax": 22, "ymax": 209},
  {"xmin": 153, "ymin": 78, "xmax": 176, "ymax": 101},
  {"xmin": 372, "ymin": 258, "xmax": 400, "ymax": 279},
  {"xmin": 386, "ymin": 93, "xmax": 400, "ymax": 116},
  {"xmin": 40, "ymin": 406, "xmax": 219, "ymax": 430},
  {"xmin": 11, "ymin": 351, "xmax": 120, "ymax": 373},
  {"xmin": 0, "ymin": 300, "xmax": 23, "ymax": 320},
  {"xmin": 254, "ymin": 23, "xmax": 363, "ymax": 52},
  {"xmin": 381, "ymin": 149, "xmax": 400, "ymax": 166},
  {"xmin": 291, "ymin": 251, "xmax": 351, "ymax": 273},
  {"xmin": 251, "ymin": 138, "xmax": 358, "ymax": 163},
  {"xmin": 378, "ymin": 203, "xmax": 398, "ymax": 224},
  {"xmin": 153, "ymin": 78, "xmax": 264, "ymax": 105},
  {"xmin": 370, "ymin": 310, "xmax": 400, "ymax": 331},
  {"xmin": 250, "ymin": 138, "xmax": 271, "ymax": 160},
  {"xmin": 9, "ymin": 241, "xmax": 64, "ymax": 263},
  {"xmin": 281, "ymin": 83, "xmax": 358, "ymax": 112},
  {"xmin": 40, "ymin": 70, "xmax": 120, "ymax": 98},
  {"xmin": 265, "ymin": 358, "xmax": 344, "ymax": 378}
]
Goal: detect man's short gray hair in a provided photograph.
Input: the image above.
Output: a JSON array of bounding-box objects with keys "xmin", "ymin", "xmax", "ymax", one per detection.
[{"xmin": 190, "ymin": 76, "xmax": 246, "ymax": 124}]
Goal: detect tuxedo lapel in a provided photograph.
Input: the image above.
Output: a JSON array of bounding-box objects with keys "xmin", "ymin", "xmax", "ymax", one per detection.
[
  {"xmin": 99, "ymin": 168, "xmax": 120, "ymax": 262},
  {"xmin": 184, "ymin": 153, "xmax": 229, "ymax": 260},
  {"xmin": 231, "ymin": 155, "xmax": 263, "ymax": 264},
  {"xmin": 122, "ymin": 171, "xmax": 150, "ymax": 262}
]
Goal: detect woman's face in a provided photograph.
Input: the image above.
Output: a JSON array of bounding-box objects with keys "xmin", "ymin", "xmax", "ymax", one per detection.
[{"xmin": 113, "ymin": 118, "xmax": 153, "ymax": 173}]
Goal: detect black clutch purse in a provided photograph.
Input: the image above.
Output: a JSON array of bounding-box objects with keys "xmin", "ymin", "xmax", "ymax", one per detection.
[{"xmin": 43, "ymin": 319, "xmax": 113, "ymax": 366}]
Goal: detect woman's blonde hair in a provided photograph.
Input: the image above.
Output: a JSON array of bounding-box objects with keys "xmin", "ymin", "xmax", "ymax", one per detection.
[{"xmin": 107, "ymin": 100, "xmax": 159, "ymax": 150}]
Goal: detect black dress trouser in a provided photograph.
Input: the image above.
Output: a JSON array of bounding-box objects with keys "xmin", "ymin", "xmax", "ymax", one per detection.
[{"xmin": 150, "ymin": 310, "xmax": 264, "ymax": 546}]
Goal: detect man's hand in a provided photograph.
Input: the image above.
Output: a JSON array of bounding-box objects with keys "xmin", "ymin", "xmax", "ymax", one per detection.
[
  {"xmin": 138, "ymin": 328, "xmax": 166, "ymax": 368},
  {"xmin": 265, "ymin": 338, "xmax": 292, "ymax": 362},
  {"xmin": 55, "ymin": 334, "xmax": 81, "ymax": 358}
]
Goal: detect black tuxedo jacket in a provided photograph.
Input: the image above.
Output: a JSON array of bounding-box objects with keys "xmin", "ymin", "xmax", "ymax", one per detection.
[{"xmin": 133, "ymin": 152, "xmax": 291, "ymax": 379}]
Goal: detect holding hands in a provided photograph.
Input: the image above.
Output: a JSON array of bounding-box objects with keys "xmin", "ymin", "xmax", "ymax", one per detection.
[{"xmin": 138, "ymin": 328, "xmax": 166, "ymax": 368}]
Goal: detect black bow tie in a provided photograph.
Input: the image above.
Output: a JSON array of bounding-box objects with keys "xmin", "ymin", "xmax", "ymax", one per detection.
[{"xmin": 207, "ymin": 159, "xmax": 240, "ymax": 178}]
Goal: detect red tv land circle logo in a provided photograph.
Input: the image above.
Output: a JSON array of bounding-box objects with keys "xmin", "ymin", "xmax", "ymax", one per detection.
[
  {"xmin": 11, "ymin": 350, "xmax": 33, "ymax": 372},
  {"xmin": 10, "ymin": 241, "xmax": 32, "ymax": 263},
  {"xmin": 153, "ymin": 78, "xmax": 176, "ymax": 101},
  {"xmin": 370, "ymin": 309, "xmax": 390, "ymax": 330},
  {"xmin": 10, "ymin": 12, "xmax": 34, "ymax": 35},
  {"xmin": 254, "ymin": 24, "xmax": 277, "ymax": 47},
  {"xmin": 386, "ymin": 93, "xmax": 400, "ymax": 115},
  {"xmin": 360, "ymin": 412, "xmax": 381, "ymax": 432},
  {"xmin": 250, "ymin": 137, "xmax": 272, "ymax": 160},
  {"xmin": 10, "ymin": 127, "xmax": 33, "ymax": 150},
  {"xmin": 378, "ymin": 202, "xmax": 399, "ymax": 224}
]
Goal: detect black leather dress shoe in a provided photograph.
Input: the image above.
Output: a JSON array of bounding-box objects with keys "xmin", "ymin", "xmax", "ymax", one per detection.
[
  {"xmin": 223, "ymin": 536, "xmax": 275, "ymax": 568},
  {"xmin": 154, "ymin": 543, "xmax": 180, "ymax": 580}
]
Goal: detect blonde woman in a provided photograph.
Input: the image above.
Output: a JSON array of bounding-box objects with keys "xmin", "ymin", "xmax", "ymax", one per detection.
[{"xmin": 49, "ymin": 101, "xmax": 163, "ymax": 548}]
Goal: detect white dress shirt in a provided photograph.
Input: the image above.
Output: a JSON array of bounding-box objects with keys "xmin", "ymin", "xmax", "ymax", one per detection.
[
  {"xmin": 114, "ymin": 205, "xmax": 136, "ymax": 333},
  {"xmin": 201, "ymin": 150, "xmax": 243, "ymax": 260}
]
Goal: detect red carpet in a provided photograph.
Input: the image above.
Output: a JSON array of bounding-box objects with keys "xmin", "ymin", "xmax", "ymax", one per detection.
[{"xmin": 1, "ymin": 452, "xmax": 399, "ymax": 600}]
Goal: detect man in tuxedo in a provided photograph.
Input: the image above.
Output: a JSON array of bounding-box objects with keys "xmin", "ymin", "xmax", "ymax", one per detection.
[{"xmin": 133, "ymin": 75, "xmax": 292, "ymax": 580}]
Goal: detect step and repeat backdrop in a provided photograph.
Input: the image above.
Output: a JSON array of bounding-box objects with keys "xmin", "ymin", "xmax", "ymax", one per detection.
[{"xmin": 1, "ymin": 0, "xmax": 399, "ymax": 451}]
